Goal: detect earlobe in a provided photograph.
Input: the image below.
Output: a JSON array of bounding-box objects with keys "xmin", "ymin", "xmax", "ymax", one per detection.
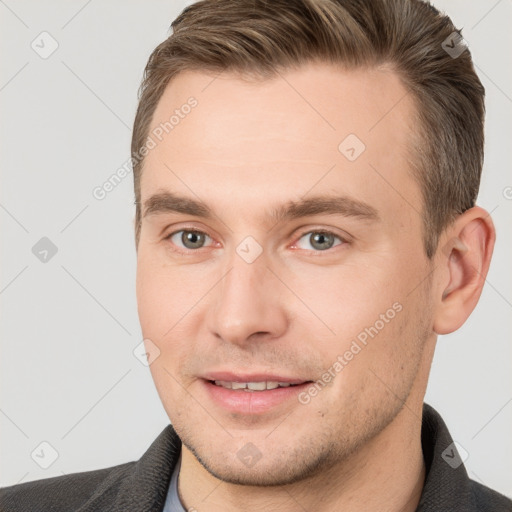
[{"xmin": 433, "ymin": 207, "xmax": 495, "ymax": 335}]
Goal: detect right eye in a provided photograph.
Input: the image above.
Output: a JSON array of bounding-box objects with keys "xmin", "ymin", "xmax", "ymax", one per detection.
[{"xmin": 165, "ymin": 229, "xmax": 214, "ymax": 252}]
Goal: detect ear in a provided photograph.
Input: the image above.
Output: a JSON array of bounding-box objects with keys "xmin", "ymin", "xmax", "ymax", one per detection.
[
  {"xmin": 133, "ymin": 216, "xmax": 139, "ymax": 252},
  {"xmin": 433, "ymin": 206, "xmax": 495, "ymax": 335}
]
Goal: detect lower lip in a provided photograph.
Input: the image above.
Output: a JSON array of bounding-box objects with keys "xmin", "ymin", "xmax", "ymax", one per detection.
[{"xmin": 201, "ymin": 379, "xmax": 311, "ymax": 414}]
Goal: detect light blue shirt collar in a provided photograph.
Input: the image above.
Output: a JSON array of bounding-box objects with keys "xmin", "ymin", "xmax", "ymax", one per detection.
[{"xmin": 162, "ymin": 450, "xmax": 186, "ymax": 512}]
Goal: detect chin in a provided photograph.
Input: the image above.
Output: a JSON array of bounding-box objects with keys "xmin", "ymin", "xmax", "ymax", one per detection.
[{"xmin": 180, "ymin": 431, "xmax": 342, "ymax": 487}]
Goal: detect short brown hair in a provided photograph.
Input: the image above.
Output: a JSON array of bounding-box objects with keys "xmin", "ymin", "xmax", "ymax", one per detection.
[{"xmin": 131, "ymin": 0, "xmax": 485, "ymax": 258}]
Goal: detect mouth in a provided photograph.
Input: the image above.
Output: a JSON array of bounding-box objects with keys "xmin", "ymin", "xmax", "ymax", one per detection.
[
  {"xmin": 208, "ymin": 380, "xmax": 307, "ymax": 391},
  {"xmin": 200, "ymin": 374, "xmax": 314, "ymax": 414}
]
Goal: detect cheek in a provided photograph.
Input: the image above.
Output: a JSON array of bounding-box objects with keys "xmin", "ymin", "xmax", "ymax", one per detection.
[
  {"xmin": 289, "ymin": 261, "xmax": 401, "ymax": 336},
  {"xmin": 136, "ymin": 252, "xmax": 185, "ymax": 336},
  {"xmin": 135, "ymin": 253, "xmax": 211, "ymax": 371},
  {"xmin": 297, "ymin": 264, "xmax": 415, "ymax": 380},
  {"xmin": 136, "ymin": 262, "xmax": 162, "ymax": 331}
]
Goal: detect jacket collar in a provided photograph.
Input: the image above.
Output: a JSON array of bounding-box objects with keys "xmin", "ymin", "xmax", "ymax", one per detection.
[
  {"xmin": 416, "ymin": 403, "xmax": 477, "ymax": 511},
  {"xmin": 77, "ymin": 423, "xmax": 181, "ymax": 512}
]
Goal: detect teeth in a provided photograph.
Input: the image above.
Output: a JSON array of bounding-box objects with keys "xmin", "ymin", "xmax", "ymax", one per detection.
[
  {"xmin": 213, "ymin": 380, "xmax": 298, "ymax": 391},
  {"xmin": 248, "ymin": 382, "xmax": 267, "ymax": 391},
  {"xmin": 214, "ymin": 380, "xmax": 232, "ymax": 389}
]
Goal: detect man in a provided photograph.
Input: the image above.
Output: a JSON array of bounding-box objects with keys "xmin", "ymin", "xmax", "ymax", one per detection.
[{"xmin": 1, "ymin": 0, "xmax": 510, "ymax": 510}]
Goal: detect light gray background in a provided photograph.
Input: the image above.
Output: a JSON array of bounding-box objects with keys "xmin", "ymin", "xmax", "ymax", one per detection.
[{"xmin": 1, "ymin": 0, "xmax": 511, "ymax": 498}]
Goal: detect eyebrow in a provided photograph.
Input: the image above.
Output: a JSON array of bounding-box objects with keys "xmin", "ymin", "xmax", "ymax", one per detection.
[{"xmin": 142, "ymin": 191, "xmax": 380, "ymax": 224}]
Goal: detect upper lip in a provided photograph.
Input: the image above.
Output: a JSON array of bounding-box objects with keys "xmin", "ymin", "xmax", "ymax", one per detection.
[{"xmin": 202, "ymin": 371, "xmax": 311, "ymax": 385}]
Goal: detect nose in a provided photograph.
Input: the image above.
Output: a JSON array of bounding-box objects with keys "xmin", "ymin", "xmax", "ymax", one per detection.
[{"xmin": 206, "ymin": 251, "xmax": 289, "ymax": 346}]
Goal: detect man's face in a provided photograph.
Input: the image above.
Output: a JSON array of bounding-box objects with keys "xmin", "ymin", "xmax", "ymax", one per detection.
[{"xmin": 136, "ymin": 62, "xmax": 436, "ymax": 485}]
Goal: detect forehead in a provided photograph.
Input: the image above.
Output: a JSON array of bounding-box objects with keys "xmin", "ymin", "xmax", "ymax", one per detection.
[{"xmin": 140, "ymin": 61, "xmax": 421, "ymax": 222}]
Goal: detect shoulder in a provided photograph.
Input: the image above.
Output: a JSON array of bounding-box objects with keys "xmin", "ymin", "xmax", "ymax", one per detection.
[
  {"xmin": 0, "ymin": 461, "xmax": 135, "ymax": 512},
  {"xmin": 470, "ymin": 479, "xmax": 512, "ymax": 512},
  {"xmin": 0, "ymin": 424, "xmax": 181, "ymax": 512}
]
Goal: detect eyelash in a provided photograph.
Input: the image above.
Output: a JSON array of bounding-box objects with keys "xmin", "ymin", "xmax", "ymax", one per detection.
[{"xmin": 163, "ymin": 227, "xmax": 348, "ymax": 255}]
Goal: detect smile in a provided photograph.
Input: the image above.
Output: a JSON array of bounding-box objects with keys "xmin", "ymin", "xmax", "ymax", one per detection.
[{"xmin": 211, "ymin": 380, "xmax": 301, "ymax": 391}]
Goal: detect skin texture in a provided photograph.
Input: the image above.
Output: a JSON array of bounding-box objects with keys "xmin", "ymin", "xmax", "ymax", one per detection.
[{"xmin": 135, "ymin": 62, "xmax": 495, "ymax": 511}]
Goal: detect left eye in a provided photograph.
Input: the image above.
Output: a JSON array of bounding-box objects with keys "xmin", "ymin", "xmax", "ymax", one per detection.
[
  {"xmin": 295, "ymin": 231, "xmax": 344, "ymax": 251},
  {"xmin": 167, "ymin": 230, "xmax": 213, "ymax": 250}
]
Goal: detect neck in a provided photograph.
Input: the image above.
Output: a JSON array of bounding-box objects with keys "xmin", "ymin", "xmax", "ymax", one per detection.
[{"xmin": 178, "ymin": 402, "xmax": 426, "ymax": 512}]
